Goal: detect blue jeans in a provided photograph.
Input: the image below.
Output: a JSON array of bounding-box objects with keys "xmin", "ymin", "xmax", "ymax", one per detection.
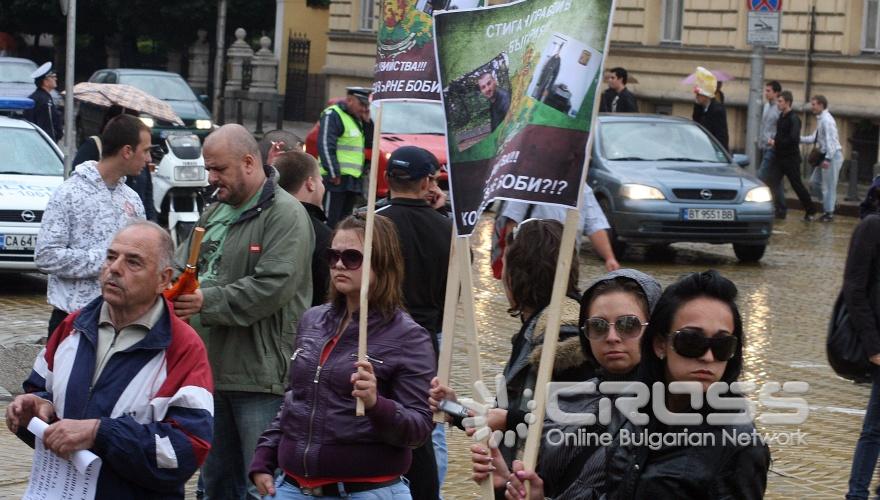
[
  {"xmin": 810, "ymin": 149, "xmax": 843, "ymax": 214},
  {"xmin": 432, "ymin": 423, "xmax": 447, "ymax": 493},
  {"xmin": 757, "ymin": 148, "xmax": 786, "ymax": 216},
  {"xmin": 202, "ymin": 391, "xmax": 283, "ymax": 500},
  {"xmin": 269, "ymin": 477, "xmax": 412, "ymax": 499}
]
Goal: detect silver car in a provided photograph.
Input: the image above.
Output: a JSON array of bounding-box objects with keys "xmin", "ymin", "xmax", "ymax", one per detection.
[{"xmin": 588, "ymin": 114, "xmax": 774, "ymax": 262}]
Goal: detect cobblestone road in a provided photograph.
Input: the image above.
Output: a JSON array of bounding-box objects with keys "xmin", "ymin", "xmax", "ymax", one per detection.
[{"xmin": 0, "ymin": 212, "xmax": 870, "ymax": 498}]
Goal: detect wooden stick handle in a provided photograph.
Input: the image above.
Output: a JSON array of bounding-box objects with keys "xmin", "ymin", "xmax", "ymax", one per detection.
[
  {"xmin": 186, "ymin": 227, "xmax": 206, "ymax": 267},
  {"xmin": 356, "ymin": 103, "xmax": 384, "ymax": 417},
  {"xmin": 433, "ymin": 229, "xmax": 459, "ymax": 423},
  {"xmin": 456, "ymin": 238, "xmax": 494, "ymax": 500}
]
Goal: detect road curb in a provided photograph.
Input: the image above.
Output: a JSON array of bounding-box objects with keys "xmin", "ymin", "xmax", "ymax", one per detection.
[{"xmin": 0, "ymin": 385, "xmax": 11, "ymax": 402}]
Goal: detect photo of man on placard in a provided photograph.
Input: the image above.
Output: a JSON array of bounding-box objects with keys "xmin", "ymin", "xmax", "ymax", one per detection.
[{"xmin": 442, "ymin": 54, "xmax": 511, "ymax": 152}]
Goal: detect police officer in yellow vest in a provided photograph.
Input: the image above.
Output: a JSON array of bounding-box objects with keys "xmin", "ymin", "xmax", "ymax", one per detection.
[{"xmin": 318, "ymin": 87, "xmax": 371, "ymax": 227}]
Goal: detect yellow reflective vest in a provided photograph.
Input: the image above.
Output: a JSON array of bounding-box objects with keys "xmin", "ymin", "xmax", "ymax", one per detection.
[{"xmin": 318, "ymin": 104, "xmax": 365, "ymax": 178}]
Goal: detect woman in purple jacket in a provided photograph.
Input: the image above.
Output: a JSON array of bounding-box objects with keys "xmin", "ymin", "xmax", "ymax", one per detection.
[{"xmin": 250, "ymin": 214, "xmax": 435, "ymax": 499}]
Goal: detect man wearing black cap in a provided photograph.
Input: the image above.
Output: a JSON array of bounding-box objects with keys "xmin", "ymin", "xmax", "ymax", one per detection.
[
  {"xmin": 375, "ymin": 146, "xmax": 451, "ymax": 500},
  {"xmin": 317, "ymin": 86, "xmax": 371, "ymax": 227},
  {"xmin": 24, "ymin": 62, "xmax": 63, "ymax": 142}
]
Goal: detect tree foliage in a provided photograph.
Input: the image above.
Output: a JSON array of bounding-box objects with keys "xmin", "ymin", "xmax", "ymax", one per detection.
[{"xmin": 0, "ymin": 0, "xmax": 276, "ymax": 53}]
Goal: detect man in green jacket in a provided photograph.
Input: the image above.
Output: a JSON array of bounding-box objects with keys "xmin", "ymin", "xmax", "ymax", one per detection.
[{"xmin": 173, "ymin": 124, "xmax": 314, "ymax": 500}]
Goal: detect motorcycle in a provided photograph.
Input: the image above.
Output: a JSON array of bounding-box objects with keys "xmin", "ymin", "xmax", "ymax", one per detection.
[{"xmin": 150, "ymin": 133, "xmax": 209, "ymax": 247}]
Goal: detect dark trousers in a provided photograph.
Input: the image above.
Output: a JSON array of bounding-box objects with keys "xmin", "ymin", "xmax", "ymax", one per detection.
[
  {"xmin": 847, "ymin": 367, "xmax": 880, "ymax": 499},
  {"xmin": 324, "ymin": 190, "xmax": 359, "ymax": 228},
  {"xmin": 404, "ymin": 439, "xmax": 440, "ymax": 500},
  {"xmin": 763, "ymin": 155, "xmax": 815, "ymax": 216},
  {"xmin": 47, "ymin": 308, "xmax": 68, "ymax": 341}
]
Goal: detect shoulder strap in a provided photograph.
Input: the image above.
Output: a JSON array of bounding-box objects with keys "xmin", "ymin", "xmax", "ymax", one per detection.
[{"xmin": 90, "ymin": 136, "xmax": 102, "ymax": 159}]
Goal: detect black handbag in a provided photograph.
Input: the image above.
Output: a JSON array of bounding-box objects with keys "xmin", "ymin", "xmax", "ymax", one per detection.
[
  {"xmin": 827, "ymin": 291, "xmax": 873, "ymax": 382},
  {"xmin": 807, "ymin": 127, "xmax": 825, "ymax": 167}
]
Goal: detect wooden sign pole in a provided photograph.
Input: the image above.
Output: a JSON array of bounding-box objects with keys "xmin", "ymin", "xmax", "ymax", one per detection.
[
  {"xmin": 356, "ymin": 102, "xmax": 384, "ymax": 416},
  {"xmin": 434, "ymin": 227, "xmax": 460, "ymax": 423},
  {"xmin": 456, "ymin": 237, "xmax": 495, "ymax": 500},
  {"xmin": 520, "ymin": 207, "xmax": 580, "ymax": 469}
]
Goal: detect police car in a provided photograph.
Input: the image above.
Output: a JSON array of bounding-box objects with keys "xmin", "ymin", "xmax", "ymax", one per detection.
[{"xmin": 0, "ymin": 97, "xmax": 64, "ymax": 271}]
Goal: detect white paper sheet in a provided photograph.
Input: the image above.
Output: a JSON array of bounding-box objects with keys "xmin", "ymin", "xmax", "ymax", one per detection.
[{"xmin": 22, "ymin": 417, "xmax": 102, "ymax": 500}]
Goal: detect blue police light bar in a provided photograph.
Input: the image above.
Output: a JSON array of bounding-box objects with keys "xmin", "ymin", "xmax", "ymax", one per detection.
[{"xmin": 0, "ymin": 97, "xmax": 35, "ymax": 110}]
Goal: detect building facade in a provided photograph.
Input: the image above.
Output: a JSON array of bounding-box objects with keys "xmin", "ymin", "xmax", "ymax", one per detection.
[{"xmin": 318, "ymin": 0, "xmax": 880, "ymax": 172}]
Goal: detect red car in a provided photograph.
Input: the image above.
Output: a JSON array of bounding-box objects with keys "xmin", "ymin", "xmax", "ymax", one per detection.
[{"xmin": 305, "ymin": 100, "xmax": 448, "ymax": 198}]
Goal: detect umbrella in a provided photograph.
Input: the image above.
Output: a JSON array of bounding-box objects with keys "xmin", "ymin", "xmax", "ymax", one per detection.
[
  {"xmin": 73, "ymin": 82, "xmax": 184, "ymax": 125},
  {"xmin": 680, "ymin": 69, "xmax": 734, "ymax": 85}
]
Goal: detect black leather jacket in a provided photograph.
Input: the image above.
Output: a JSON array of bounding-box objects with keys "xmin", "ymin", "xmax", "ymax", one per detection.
[{"xmin": 604, "ymin": 414, "xmax": 770, "ymax": 500}]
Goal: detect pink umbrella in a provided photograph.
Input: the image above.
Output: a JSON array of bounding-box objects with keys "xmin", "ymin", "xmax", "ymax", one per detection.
[{"xmin": 680, "ymin": 69, "xmax": 735, "ymax": 85}]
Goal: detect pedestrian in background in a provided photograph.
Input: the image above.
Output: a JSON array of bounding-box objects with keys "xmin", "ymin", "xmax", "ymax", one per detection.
[
  {"xmin": 23, "ymin": 62, "xmax": 63, "ymax": 142},
  {"xmin": 274, "ymin": 150, "xmax": 331, "ymax": 307},
  {"xmin": 757, "ymin": 80, "xmax": 785, "ymax": 219},
  {"xmin": 35, "ymin": 114, "xmax": 150, "ymax": 339},
  {"xmin": 318, "ymin": 87, "xmax": 372, "ymax": 227},
  {"xmin": 73, "ymin": 105, "xmax": 157, "ymax": 222},
  {"xmin": 764, "ymin": 90, "xmax": 817, "ymax": 221},
  {"xmin": 844, "ymin": 176, "xmax": 880, "ymax": 500},
  {"xmin": 8, "ymin": 221, "xmax": 214, "ymax": 498},
  {"xmin": 599, "ymin": 67, "xmax": 639, "ymax": 113},
  {"xmin": 800, "ymin": 94, "xmax": 843, "ymax": 222},
  {"xmin": 691, "ymin": 67, "xmax": 729, "ymax": 152},
  {"xmin": 249, "ymin": 214, "xmax": 434, "ymax": 499},
  {"xmin": 172, "ymin": 124, "xmax": 314, "ymax": 500}
]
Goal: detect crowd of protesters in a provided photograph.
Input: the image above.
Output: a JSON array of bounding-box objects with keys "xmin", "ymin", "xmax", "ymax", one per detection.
[{"xmin": 3, "ymin": 67, "xmax": 878, "ymax": 500}]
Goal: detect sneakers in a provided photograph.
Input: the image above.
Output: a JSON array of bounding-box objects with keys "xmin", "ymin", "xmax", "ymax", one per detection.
[
  {"xmin": 803, "ymin": 213, "xmax": 815, "ymax": 222},
  {"xmin": 819, "ymin": 212, "xmax": 834, "ymax": 222}
]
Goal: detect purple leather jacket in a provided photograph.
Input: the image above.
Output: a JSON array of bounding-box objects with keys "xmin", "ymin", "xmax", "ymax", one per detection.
[{"xmin": 249, "ymin": 304, "xmax": 435, "ymax": 479}]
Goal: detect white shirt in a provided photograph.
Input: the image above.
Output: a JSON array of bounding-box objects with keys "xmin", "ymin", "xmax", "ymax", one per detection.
[
  {"xmin": 34, "ymin": 161, "xmax": 145, "ymax": 313},
  {"xmin": 500, "ymin": 185, "xmax": 610, "ymax": 245},
  {"xmin": 800, "ymin": 109, "xmax": 842, "ymax": 156}
]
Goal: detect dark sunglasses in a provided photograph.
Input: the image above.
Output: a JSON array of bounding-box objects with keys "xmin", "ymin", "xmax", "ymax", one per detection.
[
  {"xmin": 325, "ymin": 248, "xmax": 364, "ymax": 270},
  {"xmin": 670, "ymin": 328, "xmax": 738, "ymax": 361},
  {"xmin": 583, "ymin": 315, "xmax": 647, "ymax": 340}
]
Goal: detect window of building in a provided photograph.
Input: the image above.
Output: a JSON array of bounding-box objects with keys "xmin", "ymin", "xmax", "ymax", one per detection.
[
  {"xmin": 864, "ymin": 0, "xmax": 880, "ymax": 52},
  {"xmin": 662, "ymin": 0, "xmax": 683, "ymax": 43},
  {"xmin": 360, "ymin": 0, "xmax": 377, "ymax": 32}
]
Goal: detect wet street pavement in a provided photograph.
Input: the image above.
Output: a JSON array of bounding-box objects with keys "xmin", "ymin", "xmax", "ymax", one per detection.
[{"xmin": 0, "ymin": 211, "xmax": 871, "ymax": 498}]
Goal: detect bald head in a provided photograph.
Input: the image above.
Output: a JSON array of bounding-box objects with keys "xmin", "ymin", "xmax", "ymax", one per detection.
[
  {"xmin": 204, "ymin": 124, "xmax": 261, "ymax": 163},
  {"xmin": 204, "ymin": 125, "xmax": 267, "ymax": 207}
]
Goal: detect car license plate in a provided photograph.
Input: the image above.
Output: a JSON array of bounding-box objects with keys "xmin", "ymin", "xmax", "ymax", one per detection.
[
  {"xmin": 0, "ymin": 234, "xmax": 37, "ymax": 251},
  {"xmin": 681, "ymin": 208, "xmax": 735, "ymax": 221}
]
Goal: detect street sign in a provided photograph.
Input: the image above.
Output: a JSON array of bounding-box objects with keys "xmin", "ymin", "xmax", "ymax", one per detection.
[
  {"xmin": 749, "ymin": 0, "xmax": 782, "ymax": 11},
  {"xmin": 747, "ymin": 0, "xmax": 781, "ymax": 46}
]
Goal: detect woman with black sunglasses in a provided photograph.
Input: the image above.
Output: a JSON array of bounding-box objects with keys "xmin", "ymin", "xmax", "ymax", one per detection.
[
  {"xmin": 602, "ymin": 270, "xmax": 770, "ymax": 500},
  {"xmin": 474, "ymin": 269, "xmax": 662, "ymax": 499},
  {"xmin": 249, "ymin": 214, "xmax": 434, "ymax": 499}
]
